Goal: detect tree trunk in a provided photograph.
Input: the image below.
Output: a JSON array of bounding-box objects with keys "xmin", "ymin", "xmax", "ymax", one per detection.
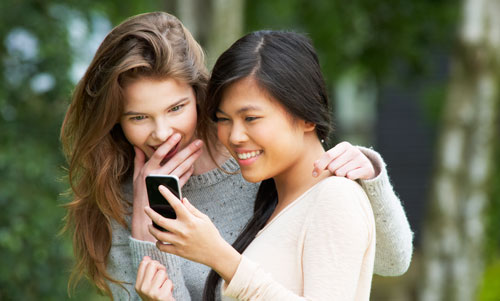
[
  {"xmin": 419, "ymin": 0, "xmax": 500, "ymax": 300},
  {"xmin": 205, "ymin": 0, "xmax": 245, "ymax": 68},
  {"xmin": 176, "ymin": 0, "xmax": 210, "ymax": 45},
  {"xmin": 176, "ymin": 0, "xmax": 244, "ymax": 69}
]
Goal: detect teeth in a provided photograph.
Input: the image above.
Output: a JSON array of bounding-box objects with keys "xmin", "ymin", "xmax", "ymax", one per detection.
[{"xmin": 237, "ymin": 150, "xmax": 262, "ymax": 160}]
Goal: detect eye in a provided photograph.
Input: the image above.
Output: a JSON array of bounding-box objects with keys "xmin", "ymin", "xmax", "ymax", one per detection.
[
  {"xmin": 245, "ymin": 116, "xmax": 259, "ymax": 122},
  {"xmin": 170, "ymin": 104, "xmax": 184, "ymax": 112},
  {"xmin": 130, "ymin": 115, "xmax": 147, "ymax": 121},
  {"xmin": 215, "ymin": 115, "xmax": 230, "ymax": 122}
]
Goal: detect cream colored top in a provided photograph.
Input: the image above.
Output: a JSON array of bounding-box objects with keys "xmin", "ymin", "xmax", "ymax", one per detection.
[{"xmin": 222, "ymin": 176, "xmax": 376, "ymax": 301}]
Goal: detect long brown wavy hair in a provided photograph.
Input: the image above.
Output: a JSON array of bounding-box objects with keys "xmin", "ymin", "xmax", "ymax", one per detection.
[{"xmin": 60, "ymin": 12, "xmax": 208, "ymax": 298}]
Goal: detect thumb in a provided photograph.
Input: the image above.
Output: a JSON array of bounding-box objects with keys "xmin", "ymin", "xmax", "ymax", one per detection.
[
  {"xmin": 133, "ymin": 146, "xmax": 146, "ymax": 179},
  {"xmin": 312, "ymin": 160, "xmax": 321, "ymax": 178}
]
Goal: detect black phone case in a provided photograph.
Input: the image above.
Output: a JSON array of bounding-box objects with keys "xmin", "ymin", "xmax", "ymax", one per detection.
[{"xmin": 145, "ymin": 175, "xmax": 181, "ymax": 230}]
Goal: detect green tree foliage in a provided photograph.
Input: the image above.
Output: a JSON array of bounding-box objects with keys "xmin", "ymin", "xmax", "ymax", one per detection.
[
  {"xmin": 245, "ymin": 0, "xmax": 458, "ymax": 84},
  {"xmin": 0, "ymin": 1, "xmax": 162, "ymax": 299}
]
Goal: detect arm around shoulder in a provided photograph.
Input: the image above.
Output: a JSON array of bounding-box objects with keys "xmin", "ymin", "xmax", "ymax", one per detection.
[{"xmin": 357, "ymin": 146, "xmax": 414, "ymax": 276}]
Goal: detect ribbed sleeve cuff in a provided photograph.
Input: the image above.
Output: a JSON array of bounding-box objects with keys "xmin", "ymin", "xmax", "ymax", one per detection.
[
  {"xmin": 129, "ymin": 236, "xmax": 184, "ymax": 282},
  {"xmin": 356, "ymin": 146, "xmax": 397, "ymax": 211}
]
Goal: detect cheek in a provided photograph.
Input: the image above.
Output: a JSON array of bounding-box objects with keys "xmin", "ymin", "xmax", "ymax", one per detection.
[
  {"xmin": 248, "ymin": 124, "xmax": 275, "ymax": 147},
  {"xmin": 181, "ymin": 105, "xmax": 198, "ymax": 136},
  {"xmin": 217, "ymin": 124, "xmax": 230, "ymax": 146},
  {"xmin": 189, "ymin": 108, "xmax": 198, "ymax": 131},
  {"xmin": 120, "ymin": 122, "xmax": 146, "ymax": 146}
]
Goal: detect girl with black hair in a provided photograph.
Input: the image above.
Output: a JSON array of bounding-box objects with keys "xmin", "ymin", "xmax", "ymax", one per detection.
[{"xmin": 140, "ymin": 30, "xmax": 394, "ymax": 300}]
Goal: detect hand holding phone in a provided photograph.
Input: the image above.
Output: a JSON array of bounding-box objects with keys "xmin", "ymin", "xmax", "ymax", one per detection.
[{"xmin": 146, "ymin": 174, "xmax": 182, "ymax": 230}]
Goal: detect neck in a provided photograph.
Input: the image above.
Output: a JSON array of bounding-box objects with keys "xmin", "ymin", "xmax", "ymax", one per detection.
[
  {"xmin": 273, "ymin": 135, "xmax": 329, "ymax": 209},
  {"xmin": 193, "ymin": 140, "xmax": 231, "ymax": 175}
]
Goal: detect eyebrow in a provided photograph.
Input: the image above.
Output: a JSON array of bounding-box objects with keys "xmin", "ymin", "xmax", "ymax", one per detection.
[
  {"xmin": 216, "ymin": 105, "xmax": 262, "ymax": 115},
  {"xmin": 122, "ymin": 97, "xmax": 189, "ymax": 116}
]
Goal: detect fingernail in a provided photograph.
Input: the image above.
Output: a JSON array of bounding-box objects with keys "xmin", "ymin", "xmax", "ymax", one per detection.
[
  {"xmin": 173, "ymin": 133, "xmax": 181, "ymax": 141},
  {"xmin": 312, "ymin": 171, "xmax": 318, "ymax": 177},
  {"xmin": 194, "ymin": 139, "xmax": 203, "ymax": 147}
]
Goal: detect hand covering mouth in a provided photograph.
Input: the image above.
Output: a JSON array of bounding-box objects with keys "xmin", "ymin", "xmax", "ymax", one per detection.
[{"xmin": 160, "ymin": 140, "xmax": 181, "ymax": 165}]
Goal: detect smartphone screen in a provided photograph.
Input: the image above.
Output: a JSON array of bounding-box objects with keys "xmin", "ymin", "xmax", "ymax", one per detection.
[{"xmin": 145, "ymin": 174, "xmax": 182, "ymax": 230}]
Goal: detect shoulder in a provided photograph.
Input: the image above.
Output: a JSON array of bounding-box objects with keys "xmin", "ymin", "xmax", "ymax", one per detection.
[
  {"xmin": 307, "ymin": 177, "xmax": 374, "ymax": 227},
  {"xmin": 314, "ymin": 176, "xmax": 368, "ymax": 202}
]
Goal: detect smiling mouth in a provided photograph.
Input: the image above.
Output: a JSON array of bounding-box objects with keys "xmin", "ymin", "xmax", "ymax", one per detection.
[{"xmin": 236, "ymin": 150, "xmax": 262, "ymax": 160}]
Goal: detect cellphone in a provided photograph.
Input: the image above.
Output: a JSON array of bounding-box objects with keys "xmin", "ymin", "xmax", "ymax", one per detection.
[{"xmin": 145, "ymin": 174, "xmax": 182, "ymax": 230}]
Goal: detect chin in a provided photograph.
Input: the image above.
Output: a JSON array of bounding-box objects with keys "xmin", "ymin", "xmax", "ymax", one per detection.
[{"xmin": 241, "ymin": 171, "xmax": 267, "ymax": 183}]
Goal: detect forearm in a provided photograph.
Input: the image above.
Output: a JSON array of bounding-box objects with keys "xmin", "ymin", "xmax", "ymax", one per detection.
[
  {"xmin": 357, "ymin": 146, "xmax": 414, "ymax": 276},
  {"xmin": 207, "ymin": 240, "xmax": 242, "ymax": 284}
]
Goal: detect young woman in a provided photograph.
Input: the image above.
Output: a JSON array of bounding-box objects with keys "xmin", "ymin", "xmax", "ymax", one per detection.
[
  {"xmin": 140, "ymin": 30, "xmax": 403, "ymax": 300},
  {"xmin": 60, "ymin": 12, "xmax": 412, "ymax": 300}
]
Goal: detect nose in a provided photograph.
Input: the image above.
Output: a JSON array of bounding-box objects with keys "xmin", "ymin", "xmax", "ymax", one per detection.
[
  {"xmin": 151, "ymin": 119, "xmax": 173, "ymax": 142},
  {"xmin": 229, "ymin": 121, "xmax": 248, "ymax": 145}
]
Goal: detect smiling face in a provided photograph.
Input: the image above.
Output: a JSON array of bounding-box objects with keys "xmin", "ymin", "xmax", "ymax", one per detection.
[
  {"xmin": 216, "ymin": 77, "xmax": 311, "ymax": 183},
  {"xmin": 120, "ymin": 77, "xmax": 198, "ymax": 160}
]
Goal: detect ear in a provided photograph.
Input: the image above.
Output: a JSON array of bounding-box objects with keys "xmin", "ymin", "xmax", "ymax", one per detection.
[{"xmin": 303, "ymin": 120, "xmax": 316, "ymax": 133}]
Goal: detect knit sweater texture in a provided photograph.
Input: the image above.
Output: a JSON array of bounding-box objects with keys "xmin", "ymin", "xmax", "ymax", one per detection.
[{"xmin": 107, "ymin": 147, "xmax": 413, "ymax": 300}]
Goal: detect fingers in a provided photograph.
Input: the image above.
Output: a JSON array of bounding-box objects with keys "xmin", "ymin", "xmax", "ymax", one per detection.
[
  {"xmin": 345, "ymin": 167, "xmax": 371, "ymax": 180},
  {"xmin": 136, "ymin": 257, "xmax": 165, "ymax": 291},
  {"xmin": 139, "ymin": 138, "xmax": 203, "ymax": 192},
  {"xmin": 327, "ymin": 150, "xmax": 357, "ymax": 175},
  {"xmin": 332, "ymin": 159, "xmax": 360, "ymax": 178},
  {"xmin": 159, "ymin": 278, "xmax": 174, "ymax": 299},
  {"xmin": 136, "ymin": 256, "xmax": 152, "ymax": 288},
  {"xmin": 145, "ymin": 206, "xmax": 178, "ymax": 234},
  {"xmin": 313, "ymin": 142, "xmax": 350, "ymax": 177},
  {"xmin": 182, "ymin": 198, "xmax": 204, "ymax": 219},
  {"xmin": 136, "ymin": 257, "xmax": 173, "ymax": 301},
  {"xmin": 162, "ymin": 148, "xmax": 202, "ymax": 184},
  {"xmin": 149, "ymin": 133, "xmax": 182, "ymax": 166},
  {"xmin": 158, "ymin": 185, "xmax": 189, "ymax": 219},
  {"xmin": 148, "ymin": 222, "xmax": 178, "ymax": 243},
  {"xmin": 314, "ymin": 141, "xmax": 378, "ymax": 180},
  {"xmin": 134, "ymin": 146, "xmax": 146, "ymax": 180},
  {"xmin": 161, "ymin": 278, "xmax": 174, "ymax": 294},
  {"xmin": 151, "ymin": 269, "xmax": 168, "ymax": 290},
  {"xmin": 316, "ymin": 141, "xmax": 376, "ymax": 180},
  {"xmin": 159, "ymin": 139, "xmax": 203, "ymax": 177},
  {"xmin": 178, "ymin": 166, "xmax": 195, "ymax": 188},
  {"xmin": 156, "ymin": 240, "xmax": 178, "ymax": 255}
]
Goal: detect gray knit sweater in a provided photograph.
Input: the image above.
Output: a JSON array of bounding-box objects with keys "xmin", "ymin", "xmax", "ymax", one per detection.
[{"xmin": 107, "ymin": 147, "xmax": 413, "ymax": 300}]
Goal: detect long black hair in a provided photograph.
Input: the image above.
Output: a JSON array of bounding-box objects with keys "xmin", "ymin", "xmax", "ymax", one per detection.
[{"xmin": 201, "ymin": 30, "xmax": 332, "ymax": 300}]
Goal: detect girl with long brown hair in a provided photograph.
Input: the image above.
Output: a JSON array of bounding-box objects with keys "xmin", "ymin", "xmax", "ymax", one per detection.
[{"xmin": 61, "ymin": 12, "xmax": 412, "ymax": 300}]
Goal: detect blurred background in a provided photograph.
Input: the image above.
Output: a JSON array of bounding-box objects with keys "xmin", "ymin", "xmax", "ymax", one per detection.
[{"xmin": 0, "ymin": 0, "xmax": 499, "ymax": 300}]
